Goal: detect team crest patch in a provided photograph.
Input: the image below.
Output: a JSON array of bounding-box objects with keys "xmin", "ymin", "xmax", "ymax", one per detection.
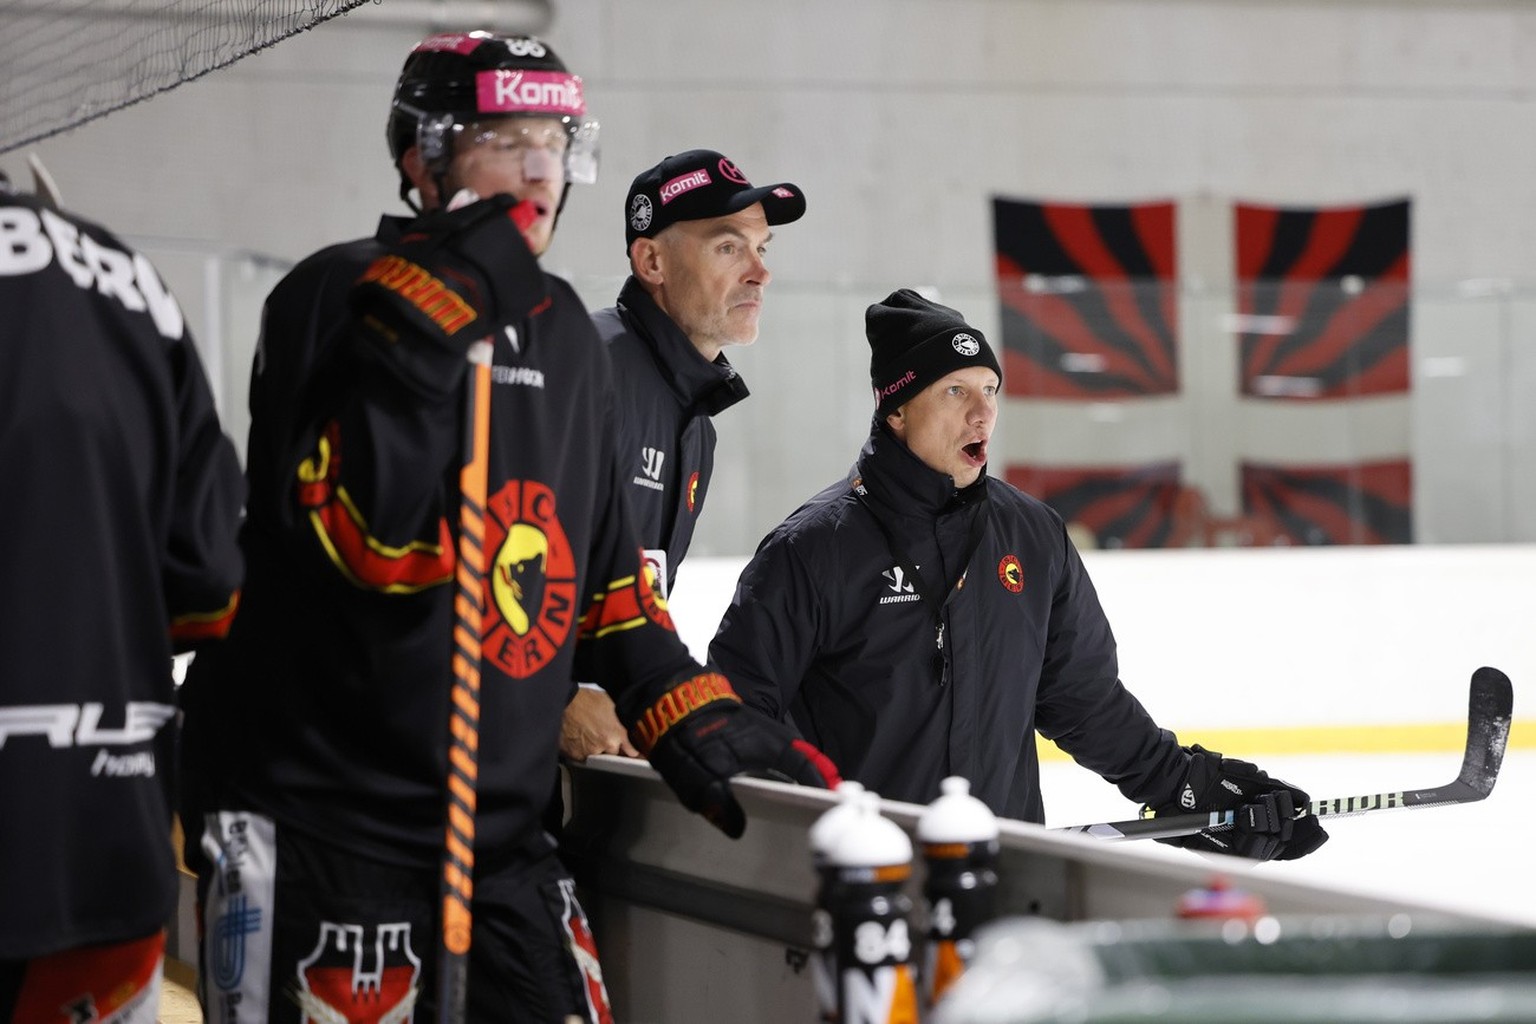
[
  {"xmin": 629, "ymin": 194, "xmax": 654, "ymax": 233},
  {"xmin": 295, "ymin": 922, "xmax": 419, "ymax": 1024},
  {"xmin": 686, "ymin": 471, "xmax": 700, "ymax": 513},
  {"xmin": 997, "ymin": 554, "xmax": 1024, "ymax": 593},
  {"xmin": 484, "ymin": 480, "xmax": 577, "ymax": 678}
]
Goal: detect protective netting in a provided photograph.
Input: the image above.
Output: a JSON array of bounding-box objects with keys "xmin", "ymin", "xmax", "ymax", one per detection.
[{"xmin": 0, "ymin": 0, "xmax": 376, "ymax": 154}]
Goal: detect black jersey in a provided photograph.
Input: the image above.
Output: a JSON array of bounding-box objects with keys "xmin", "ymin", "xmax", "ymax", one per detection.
[
  {"xmin": 711, "ymin": 420, "xmax": 1189, "ymax": 821},
  {"xmin": 592, "ymin": 277, "xmax": 748, "ymax": 593},
  {"xmin": 181, "ymin": 212, "xmax": 704, "ymax": 868},
  {"xmin": 0, "ymin": 192, "xmax": 244, "ymax": 957}
]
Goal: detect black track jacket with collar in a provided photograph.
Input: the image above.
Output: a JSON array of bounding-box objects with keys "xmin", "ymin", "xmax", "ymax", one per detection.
[
  {"xmin": 180, "ymin": 213, "xmax": 705, "ymax": 869},
  {"xmin": 710, "ymin": 419, "xmax": 1189, "ymax": 821},
  {"xmin": 591, "ymin": 277, "xmax": 748, "ymax": 594}
]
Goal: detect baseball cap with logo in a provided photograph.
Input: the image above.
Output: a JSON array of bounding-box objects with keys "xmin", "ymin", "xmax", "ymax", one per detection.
[{"xmin": 625, "ymin": 149, "xmax": 806, "ymax": 249}]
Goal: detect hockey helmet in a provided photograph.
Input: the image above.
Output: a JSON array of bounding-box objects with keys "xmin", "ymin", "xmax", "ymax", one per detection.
[{"xmin": 387, "ymin": 32, "xmax": 599, "ymax": 204}]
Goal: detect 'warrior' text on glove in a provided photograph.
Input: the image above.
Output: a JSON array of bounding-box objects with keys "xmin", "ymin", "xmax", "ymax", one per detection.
[
  {"xmin": 349, "ymin": 194, "xmax": 548, "ymax": 399},
  {"xmin": 630, "ymin": 671, "xmax": 841, "ymax": 838}
]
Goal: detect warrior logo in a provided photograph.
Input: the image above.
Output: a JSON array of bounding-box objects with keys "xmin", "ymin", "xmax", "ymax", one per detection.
[
  {"xmin": 484, "ymin": 481, "xmax": 577, "ymax": 679},
  {"xmin": 640, "ymin": 447, "xmax": 665, "ymax": 481},
  {"xmin": 997, "ymin": 554, "xmax": 1024, "ymax": 593},
  {"xmin": 879, "ymin": 566, "xmax": 921, "ymax": 605},
  {"xmin": 629, "ymin": 193, "xmax": 653, "ymax": 234},
  {"xmin": 295, "ymin": 922, "xmax": 419, "ymax": 1024},
  {"xmin": 686, "ymin": 471, "xmax": 700, "ymax": 513}
]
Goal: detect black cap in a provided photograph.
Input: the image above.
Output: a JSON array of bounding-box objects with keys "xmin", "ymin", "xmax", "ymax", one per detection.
[
  {"xmin": 867, "ymin": 289, "xmax": 1002, "ymax": 416},
  {"xmin": 625, "ymin": 149, "xmax": 806, "ymax": 248}
]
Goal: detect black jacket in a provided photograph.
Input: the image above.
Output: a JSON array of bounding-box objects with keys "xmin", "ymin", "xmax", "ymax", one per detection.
[
  {"xmin": 710, "ymin": 420, "xmax": 1188, "ymax": 821},
  {"xmin": 0, "ymin": 192, "xmax": 244, "ymax": 957},
  {"xmin": 181, "ymin": 214, "xmax": 703, "ymax": 868},
  {"xmin": 592, "ymin": 277, "xmax": 748, "ymax": 593}
]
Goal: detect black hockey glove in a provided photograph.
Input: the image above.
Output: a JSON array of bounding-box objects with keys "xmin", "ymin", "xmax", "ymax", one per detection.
[
  {"xmin": 349, "ymin": 194, "xmax": 548, "ymax": 399},
  {"xmin": 628, "ymin": 672, "xmax": 842, "ymax": 839},
  {"xmin": 1151, "ymin": 744, "xmax": 1328, "ymax": 862}
]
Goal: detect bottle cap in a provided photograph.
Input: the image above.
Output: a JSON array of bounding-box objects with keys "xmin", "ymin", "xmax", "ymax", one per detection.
[
  {"xmin": 916, "ymin": 776, "xmax": 999, "ymax": 845},
  {"xmin": 808, "ymin": 780, "xmax": 867, "ymax": 863},
  {"xmin": 823, "ymin": 792, "xmax": 912, "ymax": 869}
]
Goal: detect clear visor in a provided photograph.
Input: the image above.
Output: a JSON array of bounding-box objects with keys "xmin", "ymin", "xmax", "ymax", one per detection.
[{"xmin": 416, "ymin": 112, "xmax": 600, "ymax": 185}]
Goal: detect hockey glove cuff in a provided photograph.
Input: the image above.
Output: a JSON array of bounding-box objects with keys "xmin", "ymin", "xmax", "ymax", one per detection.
[
  {"xmin": 349, "ymin": 195, "xmax": 547, "ymax": 399},
  {"xmin": 1151, "ymin": 744, "xmax": 1329, "ymax": 862},
  {"xmin": 630, "ymin": 672, "xmax": 842, "ymax": 839}
]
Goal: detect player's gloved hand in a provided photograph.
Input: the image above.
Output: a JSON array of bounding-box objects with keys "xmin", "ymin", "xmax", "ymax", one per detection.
[
  {"xmin": 1151, "ymin": 744, "xmax": 1328, "ymax": 861},
  {"xmin": 349, "ymin": 193, "xmax": 547, "ymax": 399},
  {"xmin": 628, "ymin": 671, "xmax": 842, "ymax": 838}
]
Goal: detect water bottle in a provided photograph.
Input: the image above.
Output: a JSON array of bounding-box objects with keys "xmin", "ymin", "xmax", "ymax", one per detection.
[
  {"xmin": 808, "ymin": 781, "xmax": 866, "ymax": 1021},
  {"xmin": 916, "ymin": 776, "xmax": 1000, "ymax": 1007},
  {"xmin": 812, "ymin": 790, "xmax": 919, "ymax": 1024}
]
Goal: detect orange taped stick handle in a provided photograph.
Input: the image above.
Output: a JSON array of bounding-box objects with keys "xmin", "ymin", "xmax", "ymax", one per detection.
[{"xmin": 438, "ymin": 341, "xmax": 494, "ymax": 1024}]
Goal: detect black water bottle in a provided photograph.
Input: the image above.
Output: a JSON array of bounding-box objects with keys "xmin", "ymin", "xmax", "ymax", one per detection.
[
  {"xmin": 916, "ymin": 776, "xmax": 1000, "ymax": 1008},
  {"xmin": 812, "ymin": 790, "xmax": 919, "ymax": 1023}
]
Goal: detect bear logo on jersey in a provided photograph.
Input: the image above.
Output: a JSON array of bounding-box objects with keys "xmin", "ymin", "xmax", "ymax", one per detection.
[
  {"xmin": 484, "ymin": 481, "xmax": 577, "ymax": 679},
  {"xmin": 997, "ymin": 554, "xmax": 1024, "ymax": 593}
]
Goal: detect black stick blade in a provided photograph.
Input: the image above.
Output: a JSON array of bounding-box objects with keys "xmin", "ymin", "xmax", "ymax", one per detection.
[{"xmin": 1458, "ymin": 666, "xmax": 1514, "ymax": 798}]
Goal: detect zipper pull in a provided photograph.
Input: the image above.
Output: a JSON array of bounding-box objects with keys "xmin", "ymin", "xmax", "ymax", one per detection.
[{"xmin": 935, "ymin": 622, "xmax": 945, "ymax": 652}]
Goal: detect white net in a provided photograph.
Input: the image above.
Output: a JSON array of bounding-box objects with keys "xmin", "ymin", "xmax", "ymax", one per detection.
[{"xmin": 0, "ymin": 0, "xmax": 375, "ymax": 154}]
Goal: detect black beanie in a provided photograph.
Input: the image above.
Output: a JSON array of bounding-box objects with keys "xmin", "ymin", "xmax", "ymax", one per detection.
[{"xmin": 867, "ymin": 288, "xmax": 1002, "ymax": 416}]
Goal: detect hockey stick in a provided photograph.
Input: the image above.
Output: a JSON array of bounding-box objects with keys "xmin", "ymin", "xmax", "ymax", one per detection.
[
  {"xmin": 437, "ymin": 338, "xmax": 495, "ymax": 1024},
  {"xmin": 28, "ymin": 153, "xmax": 63, "ymax": 209},
  {"xmin": 1058, "ymin": 666, "xmax": 1513, "ymax": 842}
]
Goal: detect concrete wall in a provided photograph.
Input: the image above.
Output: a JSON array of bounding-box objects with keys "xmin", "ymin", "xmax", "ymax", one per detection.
[{"xmin": 10, "ymin": 0, "xmax": 1536, "ymax": 555}]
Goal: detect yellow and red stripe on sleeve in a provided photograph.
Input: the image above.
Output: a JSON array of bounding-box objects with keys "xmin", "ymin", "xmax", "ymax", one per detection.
[
  {"xmin": 295, "ymin": 422, "xmax": 454, "ymax": 593},
  {"xmin": 169, "ymin": 590, "xmax": 241, "ymax": 645},
  {"xmin": 576, "ymin": 564, "xmax": 675, "ymax": 641}
]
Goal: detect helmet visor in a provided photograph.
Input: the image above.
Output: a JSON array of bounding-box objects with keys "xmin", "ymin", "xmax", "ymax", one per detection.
[{"xmin": 444, "ymin": 118, "xmax": 599, "ymax": 186}]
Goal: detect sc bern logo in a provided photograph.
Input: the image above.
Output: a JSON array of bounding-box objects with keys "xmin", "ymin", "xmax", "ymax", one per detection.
[
  {"xmin": 686, "ymin": 471, "xmax": 700, "ymax": 513},
  {"xmin": 952, "ymin": 332, "xmax": 981, "ymax": 356},
  {"xmin": 629, "ymin": 194, "xmax": 654, "ymax": 233},
  {"xmin": 997, "ymin": 554, "xmax": 1024, "ymax": 593},
  {"xmin": 484, "ymin": 481, "xmax": 577, "ymax": 678}
]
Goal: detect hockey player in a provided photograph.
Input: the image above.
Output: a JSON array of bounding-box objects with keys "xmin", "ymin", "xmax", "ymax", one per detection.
[
  {"xmin": 560, "ymin": 149, "xmax": 806, "ymax": 762},
  {"xmin": 0, "ymin": 175, "xmax": 244, "ymax": 1020},
  {"xmin": 177, "ymin": 32, "xmax": 837, "ymax": 1023},
  {"xmin": 711, "ymin": 288, "xmax": 1328, "ymax": 862}
]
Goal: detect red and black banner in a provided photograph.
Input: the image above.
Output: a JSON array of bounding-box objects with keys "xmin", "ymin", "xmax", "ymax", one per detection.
[
  {"xmin": 1005, "ymin": 462, "xmax": 1183, "ymax": 549},
  {"xmin": 993, "ymin": 198, "xmax": 1178, "ymax": 399},
  {"xmin": 1235, "ymin": 198, "xmax": 1410, "ymax": 399},
  {"xmin": 1241, "ymin": 459, "xmax": 1412, "ymax": 545}
]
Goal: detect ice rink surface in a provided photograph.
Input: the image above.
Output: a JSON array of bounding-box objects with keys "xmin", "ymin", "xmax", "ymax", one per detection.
[{"xmin": 1039, "ymin": 750, "xmax": 1536, "ymax": 927}]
